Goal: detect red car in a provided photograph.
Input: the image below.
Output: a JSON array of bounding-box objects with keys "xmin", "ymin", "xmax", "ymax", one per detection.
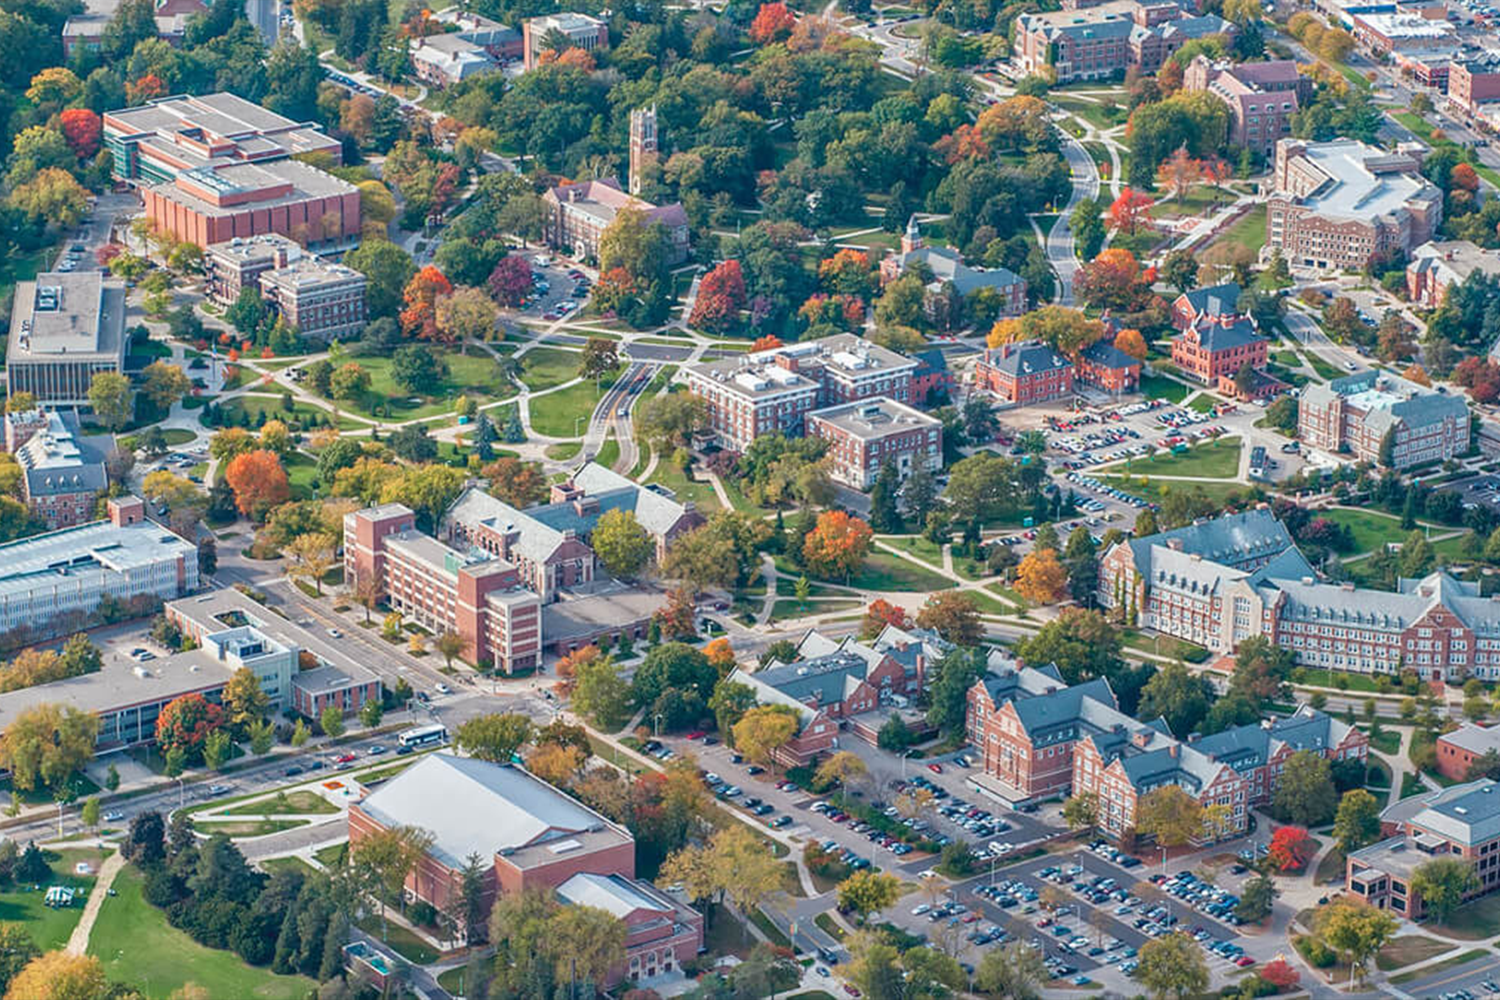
[
  {"xmin": 927, "ymin": 763, "xmax": 943, "ymax": 774},
  {"xmin": 1235, "ymin": 957, "xmax": 1256, "ymax": 968},
  {"xmin": 685, "ymin": 731, "xmax": 705, "ymax": 740},
  {"xmin": 961, "ymin": 912, "xmax": 981, "ymax": 923},
  {"xmin": 842, "ymin": 986, "xmax": 861, "ymax": 998},
  {"xmin": 334, "ymin": 753, "xmax": 356, "ymax": 764}
]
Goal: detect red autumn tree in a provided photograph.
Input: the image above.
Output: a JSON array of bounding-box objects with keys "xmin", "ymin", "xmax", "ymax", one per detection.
[
  {"xmin": 94, "ymin": 244, "xmax": 122, "ymax": 268},
  {"xmin": 801, "ymin": 511, "xmax": 874, "ymax": 582},
  {"xmin": 556, "ymin": 47, "xmax": 597, "ymax": 71},
  {"xmin": 1260, "ymin": 959, "xmax": 1299, "ymax": 990},
  {"xmin": 400, "ymin": 265, "xmax": 454, "ymax": 342},
  {"xmin": 429, "ymin": 163, "xmax": 462, "ymax": 218},
  {"xmin": 654, "ymin": 587, "xmax": 698, "ymax": 639},
  {"xmin": 59, "ymin": 108, "xmax": 102, "ymax": 159},
  {"xmin": 860, "ymin": 598, "xmax": 911, "ymax": 639},
  {"xmin": 688, "ymin": 259, "xmax": 748, "ymax": 333},
  {"xmin": 224, "ymin": 449, "xmax": 290, "ymax": 519},
  {"xmin": 1108, "ymin": 187, "xmax": 1155, "ymax": 235},
  {"xmin": 1267, "ymin": 825, "xmax": 1313, "ymax": 872},
  {"xmin": 487, "ymin": 255, "xmax": 533, "ymax": 307},
  {"xmin": 1075, "ymin": 248, "xmax": 1145, "ymax": 311},
  {"xmin": 935, "ymin": 123, "xmax": 989, "ymax": 164},
  {"xmin": 128, "ymin": 73, "xmax": 167, "ymax": 103},
  {"xmin": 751, "ymin": 334, "xmax": 784, "ymax": 352},
  {"xmin": 155, "ymin": 693, "xmax": 226, "ymax": 757},
  {"xmin": 1156, "ymin": 146, "xmax": 1202, "ymax": 204},
  {"xmin": 1452, "ymin": 162, "xmax": 1480, "ymax": 192},
  {"xmin": 749, "ymin": 1, "xmax": 796, "ymax": 43}
]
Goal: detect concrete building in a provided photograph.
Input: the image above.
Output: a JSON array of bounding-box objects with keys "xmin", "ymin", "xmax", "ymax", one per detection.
[
  {"xmin": 348, "ymin": 754, "xmax": 702, "ymax": 985},
  {"xmin": 1299, "ymin": 369, "xmax": 1470, "ymax": 468},
  {"xmin": 1348, "ymin": 779, "xmax": 1500, "ymax": 919},
  {"xmin": 522, "ymin": 12, "xmax": 608, "ymax": 69},
  {"xmin": 1406, "ymin": 239, "xmax": 1500, "ymax": 308},
  {"xmin": 724, "ymin": 626, "xmax": 950, "ymax": 766},
  {"xmin": 878, "ymin": 218, "xmax": 1026, "ymax": 316},
  {"xmin": 410, "ymin": 8, "xmax": 520, "ymax": 85},
  {"xmin": 1269, "ymin": 139, "xmax": 1442, "ymax": 271},
  {"xmin": 6, "ymin": 409, "xmax": 108, "ymax": 530},
  {"xmin": 7, "ymin": 273, "xmax": 127, "ymax": 408},
  {"xmin": 1170, "ymin": 314, "xmax": 1269, "ymax": 384},
  {"xmin": 1436, "ymin": 723, "xmax": 1500, "ymax": 781},
  {"xmin": 683, "ymin": 334, "xmax": 916, "ymax": 453},
  {"xmin": 806, "ymin": 398, "xmax": 942, "ymax": 490},
  {"xmin": 104, "ymin": 92, "xmax": 341, "ymax": 187},
  {"xmin": 62, "ymin": 0, "xmax": 207, "ymax": 57},
  {"xmin": 1014, "ymin": 1, "xmax": 1236, "ymax": 83},
  {"xmin": 973, "ymin": 341, "xmax": 1074, "ymax": 406},
  {"xmin": 141, "ymin": 158, "xmax": 361, "ymax": 251},
  {"xmin": 629, "ymin": 106, "xmax": 659, "ymax": 197},
  {"xmin": 541, "ymin": 178, "xmax": 689, "ymax": 265},
  {"xmin": 166, "ymin": 588, "xmax": 381, "ymax": 718},
  {"xmin": 0, "ymin": 497, "xmax": 197, "ymax": 640},
  {"xmin": 1183, "ymin": 57, "xmax": 1307, "ymax": 156},
  {"xmin": 1349, "ymin": 10, "xmax": 1454, "ymax": 56}
]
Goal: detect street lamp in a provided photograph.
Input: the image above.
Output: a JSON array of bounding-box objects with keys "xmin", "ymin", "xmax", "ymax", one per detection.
[
  {"xmin": 901, "ymin": 748, "xmax": 918, "ymax": 779},
  {"xmin": 653, "ymin": 713, "xmax": 664, "ymax": 738}
]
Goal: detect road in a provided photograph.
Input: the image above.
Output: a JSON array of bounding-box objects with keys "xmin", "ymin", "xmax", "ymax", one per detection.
[{"xmin": 1048, "ymin": 132, "xmax": 1099, "ymax": 305}]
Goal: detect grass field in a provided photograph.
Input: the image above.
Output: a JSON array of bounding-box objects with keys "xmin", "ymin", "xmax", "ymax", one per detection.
[
  {"xmin": 546, "ymin": 441, "xmax": 582, "ymax": 460},
  {"xmin": 0, "ymin": 849, "xmax": 102, "ymax": 951},
  {"xmin": 356, "ymin": 913, "xmax": 441, "ymax": 964},
  {"xmin": 1376, "ymin": 935, "xmax": 1455, "ymax": 971},
  {"xmin": 121, "ymin": 428, "xmax": 196, "ymax": 450},
  {"xmin": 1317, "ymin": 509, "xmax": 1415, "ymax": 556},
  {"xmin": 647, "ymin": 460, "xmax": 721, "ymax": 512},
  {"xmin": 1097, "ymin": 476, "xmax": 1253, "ymax": 507},
  {"xmin": 349, "ymin": 350, "xmax": 514, "ymax": 422},
  {"xmin": 210, "ymin": 395, "xmax": 364, "ymax": 433},
  {"xmin": 0, "ymin": 245, "xmax": 51, "ymax": 310},
  {"xmin": 530, "ymin": 378, "xmax": 610, "ymax": 438},
  {"xmin": 90, "ymin": 866, "xmax": 315, "ymax": 999},
  {"xmin": 770, "ymin": 598, "xmax": 863, "ymax": 621},
  {"xmin": 1214, "ymin": 209, "xmax": 1268, "ymax": 254},
  {"xmin": 283, "ymin": 451, "xmax": 318, "ymax": 501},
  {"xmin": 1099, "ymin": 436, "xmax": 1241, "ymax": 479},
  {"xmin": 1149, "ymin": 187, "xmax": 1224, "ymax": 219},
  {"xmin": 519, "ymin": 347, "xmax": 582, "ymax": 391},
  {"xmin": 881, "ymin": 535, "xmax": 946, "ymax": 568},
  {"xmin": 1391, "ymin": 947, "xmax": 1490, "ymax": 979},
  {"xmin": 1139, "ymin": 373, "xmax": 1189, "ymax": 404},
  {"xmin": 847, "ymin": 551, "xmax": 954, "ymax": 592},
  {"xmin": 594, "ymin": 434, "xmax": 620, "ymax": 470},
  {"xmin": 1294, "ymin": 667, "xmax": 1380, "ymax": 693},
  {"xmin": 222, "ymin": 790, "xmax": 339, "ymax": 816}
]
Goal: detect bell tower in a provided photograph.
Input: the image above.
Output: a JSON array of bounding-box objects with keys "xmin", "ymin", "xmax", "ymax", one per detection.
[{"xmin": 629, "ymin": 105, "xmax": 658, "ymax": 196}]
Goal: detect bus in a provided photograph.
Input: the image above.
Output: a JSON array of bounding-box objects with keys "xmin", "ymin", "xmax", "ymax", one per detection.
[{"xmin": 398, "ymin": 724, "xmax": 448, "ymax": 750}]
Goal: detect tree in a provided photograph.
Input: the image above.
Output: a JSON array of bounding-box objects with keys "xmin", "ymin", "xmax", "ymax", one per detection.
[
  {"xmin": 352, "ymin": 824, "xmax": 436, "ymax": 935},
  {"xmin": 454, "ymin": 713, "xmax": 534, "ymax": 763},
  {"xmin": 592, "ymin": 509, "xmax": 653, "ymax": 579},
  {"xmin": 732, "ymin": 705, "xmax": 800, "ymax": 768},
  {"xmin": 1137, "ymin": 660, "xmax": 1213, "ymax": 738},
  {"xmin": 801, "ymin": 511, "xmax": 873, "ymax": 582},
  {"xmin": 1236, "ymin": 873, "xmax": 1276, "ymax": 923},
  {"xmin": 1315, "ymin": 898, "xmax": 1398, "ymax": 984},
  {"xmin": 1156, "ymin": 147, "xmax": 1203, "ymax": 203},
  {"xmin": 224, "ymin": 450, "xmax": 290, "ymax": 519},
  {"xmin": 140, "ymin": 360, "xmax": 192, "ymax": 411},
  {"xmin": 286, "ymin": 532, "xmax": 337, "ymax": 595},
  {"xmin": 486, "ymin": 255, "xmax": 533, "ymax": 307},
  {"xmin": 400, "ymin": 266, "xmax": 454, "ymax": 342},
  {"xmin": 328, "ymin": 363, "xmax": 370, "ymax": 401},
  {"xmin": 1137, "ymin": 785, "xmax": 1202, "ymax": 849},
  {"xmin": 1410, "ymin": 857, "xmax": 1480, "ymax": 926},
  {"xmin": 0, "ymin": 702, "xmax": 98, "ymax": 795},
  {"xmin": 1273, "ymin": 749, "xmax": 1337, "ymax": 826},
  {"xmin": 689, "ymin": 260, "xmax": 748, "ymax": 333},
  {"xmin": 248, "ymin": 720, "xmax": 274, "ymax": 756},
  {"xmin": 926, "ymin": 648, "xmax": 985, "ymax": 737},
  {"xmin": 814, "ymin": 751, "xmax": 869, "ymax": 794},
  {"xmin": 838, "ymin": 870, "xmax": 900, "ymax": 922},
  {"xmin": 1108, "ymin": 187, "xmax": 1155, "ymax": 235},
  {"xmin": 546, "ymin": 904, "xmax": 626, "ymax": 986},
  {"xmin": 859, "ymin": 598, "xmax": 911, "ymax": 640},
  {"xmin": 4, "ymin": 952, "xmax": 108, "ymax": 1000},
  {"xmin": 434, "ymin": 285, "xmax": 499, "ymax": 346},
  {"xmin": 434, "ymin": 631, "xmax": 464, "ymax": 669},
  {"xmin": 1268, "ymin": 825, "xmax": 1314, "ymax": 872},
  {"xmin": 1136, "ymin": 931, "xmax": 1208, "ymax": 1000},
  {"xmin": 8, "ymin": 169, "xmax": 89, "ymax": 230},
  {"xmin": 345, "ymin": 240, "xmax": 417, "ymax": 320},
  {"xmin": 749, "ymin": 1, "xmax": 796, "ymax": 43},
  {"xmin": 1015, "ymin": 548, "xmax": 1068, "ymax": 605},
  {"xmin": 915, "ymin": 591, "xmax": 982, "ymax": 646},
  {"xmin": 976, "ymin": 941, "xmax": 1047, "ymax": 1000},
  {"xmin": 1062, "ymin": 792, "xmax": 1099, "ymax": 832},
  {"xmin": 86, "ymin": 373, "xmax": 132, "ymax": 432},
  {"xmin": 156, "ymin": 693, "xmax": 225, "ymax": 759},
  {"xmin": 222, "ymin": 667, "xmax": 270, "ymax": 735},
  {"xmin": 58, "ymin": 109, "xmax": 102, "ymax": 160},
  {"xmin": 526, "ymin": 742, "xmax": 585, "ymax": 787},
  {"xmin": 1333, "ymin": 788, "xmax": 1382, "ymax": 855},
  {"xmin": 1261, "ymin": 958, "xmax": 1300, "ymax": 991},
  {"xmin": 571, "ymin": 656, "xmax": 631, "ymax": 729}
]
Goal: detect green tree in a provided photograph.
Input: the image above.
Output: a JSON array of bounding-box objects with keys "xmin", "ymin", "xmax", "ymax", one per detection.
[
  {"xmin": 360, "ymin": 699, "xmax": 383, "ymax": 729},
  {"xmin": 1236, "ymin": 873, "xmax": 1276, "ymax": 922},
  {"xmin": 1410, "ymin": 857, "xmax": 1480, "ymax": 926},
  {"xmin": 1062, "ymin": 792, "xmax": 1099, "ymax": 832},
  {"xmin": 1273, "ymin": 749, "xmax": 1337, "ymax": 827},
  {"xmin": 1137, "ymin": 660, "xmax": 1213, "ymax": 738},
  {"xmin": 344, "ymin": 239, "xmax": 416, "ymax": 320},
  {"xmin": 572, "ymin": 655, "xmax": 631, "ymax": 729},
  {"xmin": 248, "ymin": 719, "xmax": 275, "ymax": 756},
  {"xmin": 837, "ymin": 870, "xmax": 900, "ymax": 922},
  {"xmin": 1136, "ymin": 931, "xmax": 1209, "ymax": 1000},
  {"xmin": 87, "ymin": 373, "xmax": 132, "ymax": 432},
  {"xmin": 455, "ymin": 713, "xmax": 533, "ymax": 762},
  {"xmin": 1315, "ymin": 898, "xmax": 1398, "ymax": 984},
  {"xmin": 977, "ymin": 941, "xmax": 1047, "ymax": 1000},
  {"xmin": 592, "ymin": 508, "xmax": 653, "ymax": 579},
  {"xmin": 202, "ymin": 728, "xmax": 232, "ymax": 770},
  {"xmin": 0, "ymin": 703, "xmax": 100, "ymax": 792},
  {"xmin": 1332, "ymin": 788, "xmax": 1382, "ymax": 855},
  {"xmin": 320, "ymin": 706, "xmax": 346, "ymax": 740}
]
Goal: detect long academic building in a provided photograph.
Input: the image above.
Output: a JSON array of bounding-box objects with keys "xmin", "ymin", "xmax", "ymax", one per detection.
[{"xmin": 1098, "ymin": 508, "xmax": 1500, "ymax": 684}]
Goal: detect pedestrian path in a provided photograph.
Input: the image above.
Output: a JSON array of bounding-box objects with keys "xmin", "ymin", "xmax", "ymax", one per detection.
[{"xmin": 64, "ymin": 851, "xmax": 125, "ymax": 957}]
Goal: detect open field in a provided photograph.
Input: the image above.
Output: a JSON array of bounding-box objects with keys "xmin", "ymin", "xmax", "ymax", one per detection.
[{"xmin": 1099, "ymin": 436, "xmax": 1241, "ymax": 479}]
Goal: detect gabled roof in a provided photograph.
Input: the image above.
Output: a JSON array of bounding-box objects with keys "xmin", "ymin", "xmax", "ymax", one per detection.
[
  {"xmin": 1177, "ymin": 282, "xmax": 1241, "ymax": 319},
  {"xmin": 1176, "ymin": 316, "xmax": 1265, "ymax": 353},
  {"xmin": 556, "ymin": 872, "xmax": 674, "ymax": 920},
  {"xmin": 1123, "ymin": 508, "xmax": 1293, "ymax": 577},
  {"xmin": 982, "ymin": 341, "xmax": 1071, "ymax": 377},
  {"xmin": 1080, "ymin": 340, "xmax": 1139, "ymax": 370}
]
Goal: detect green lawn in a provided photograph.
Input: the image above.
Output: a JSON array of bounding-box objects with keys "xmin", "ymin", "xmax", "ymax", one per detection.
[
  {"xmin": 259, "ymin": 857, "xmax": 319, "ymax": 878},
  {"xmin": 530, "ymin": 378, "xmax": 612, "ymax": 439},
  {"xmin": 593, "ymin": 434, "xmax": 620, "ymax": 470},
  {"xmin": 881, "ymin": 535, "xmax": 946, "ymax": 569},
  {"xmin": 1099, "ymin": 436, "xmax": 1241, "ymax": 479},
  {"xmin": 0, "ymin": 244, "xmax": 52, "ymax": 309},
  {"xmin": 546, "ymin": 441, "xmax": 582, "ymax": 461},
  {"xmin": 0, "ymin": 849, "xmax": 102, "ymax": 951},
  {"xmin": 519, "ymin": 347, "xmax": 583, "ymax": 392},
  {"xmin": 1303, "ymin": 348, "xmax": 1344, "ymax": 381},
  {"xmin": 1375, "ymin": 935, "xmax": 1454, "ymax": 971},
  {"xmin": 90, "ymin": 866, "xmax": 315, "ymax": 999},
  {"xmin": 1295, "ymin": 667, "xmax": 1380, "ymax": 693},
  {"xmin": 1149, "ymin": 187, "xmax": 1225, "ymax": 219},
  {"xmin": 356, "ymin": 913, "xmax": 441, "ymax": 964},
  {"xmin": 312, "ymin": 842, "xmax": 348, "ymax": 869},
  {"xmin": 348, "ymin": 349, "xmax": 515, "ymax": 422},
  {"xmin": 1214, "ymin": 209, "xmax": 1267, "ymax": 252},
  {"xmin": 1317, "ymin": 509, "xmax": 1415, "ymax": 556},
  {"xmin": 647, "ymin": 460, "xmax": 722, "ymax": 512},
  {"xmin": 846, "ymin": 551, "xmax": 955, "ymax": 592},
  {"xmin": 770, "ymin": 598, "xmax": 863, "ymax": 621},
  {"xmin": 120, "ymin": 428, "xmax": 197, "ymax": 450},
  {"xmin": 284, "ymin": 451, "xmax": 318, "ymax": 501},
  {"xmin": 1139, "ymin": 372, "xmax": 1189, "ymax": 404},
  {"xmin": 209, "ymin": 395, "xmax": 363, "ymax": 433},
  {"xmin": 221, "ymin": 790, "xmax": 339, "ymax": 816}
]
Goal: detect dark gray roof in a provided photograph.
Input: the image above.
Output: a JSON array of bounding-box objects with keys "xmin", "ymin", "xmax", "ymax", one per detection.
[
  {"xmin": 1080, "ymin": 340, "xmax": 1138, "ymax": 370},
  {"xmin": 16, "ymin": 410, "xmax": 108, "ymax": 497},
  {"xmin": 1178, "ymin": 282, "xmax": 1241, "ymax": 318},
  {"xmin": 1176, "ymin": 316, "xmax": 1265, "ymax": 353},
  {"xmin": 983, "ymin": 341, "xmax": 1071, "ymax": 377},
  {"xmin": 900, "ymin": 246, "xmax": 1023, "ymax": 297},
  {"xmin": 912, "ymin": 349, "xmax": 949, "ymax": 375},
  {"xmin": 1124, "ymin": 508, "xmax": 1293, "ymax": 576}
]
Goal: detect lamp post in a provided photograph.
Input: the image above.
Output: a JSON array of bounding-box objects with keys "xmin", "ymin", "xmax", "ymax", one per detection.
[
  {"xmin": 901, "ymin": 748, "xmax": 918, "ymax": 779},
  {"xmin": 654, "ymin": 713, "xmax": 664, "ymax": 738}
]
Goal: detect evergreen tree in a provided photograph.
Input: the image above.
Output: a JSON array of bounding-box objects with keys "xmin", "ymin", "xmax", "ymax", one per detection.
[
  {"xmin": 502, "ymin": 410, "xmax": 526, "ymax": 443},
  {"xmin": 474, "ymin": 413, "xmax": 495, "ymax": 462},
  {"xmin": 869, "ymin": 461, "xmax": 903, "ymax": 534},
  {"xmin": 1380, "ymin": 427, "xmax": 1397, "ymax": 469}
]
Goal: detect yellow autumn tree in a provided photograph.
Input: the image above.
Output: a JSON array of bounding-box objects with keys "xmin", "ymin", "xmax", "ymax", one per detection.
[{"xmin": 1015, "ymin": 548, "xmax": 1069, "ymax": 605}]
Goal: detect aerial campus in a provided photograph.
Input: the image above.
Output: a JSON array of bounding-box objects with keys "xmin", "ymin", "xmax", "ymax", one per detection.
[{"xmin": 22, "ymin": 2, "xmax": 1500, "ymax": 1000}]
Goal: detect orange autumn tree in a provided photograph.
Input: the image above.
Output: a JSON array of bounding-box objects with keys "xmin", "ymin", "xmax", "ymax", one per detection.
[
  {"xmin": 705, "ymin": 637, "xmax": 736, "ymax": 677},
  {"xmin": 224, "ymin": 449, "xmax": 290, "ymax": 520},
  {"xmin": 817, "ymin": 248, "xmax": 875, "ymax": 298},
  {"xmin": 1114, "ymin": 328, "xmax": 1148, "ymax": 360},
  {"xmin": 751, "ymin": 334, "xmax": 784, "ymax": 352},
  {"xmin": 1404, "ymin": 364, "xmax": 1432, "ymax": 387},
  {"xmin": 128, "ymin": 73, "xmax": 167, "ymax": 104},
  {"xmin": 688, "ymin": 259, "xmax": 747, "ymax": 333},
  {"xmin": 59, "ymin": 108, "xmax": 102, "ymax": 159},
  {"xmin": 1075, "ymin": 248, "xmax": 1145, "ymax": 311},
  {"xmin": 555, "ymin": 644, "xmax": 604, "ymax": 695},
  {"xmin": 400, "ymin": 265, "xmax": 454, "ymax": 342},
  {"xmin": 1156, "ymin": 146, "xmax": 1203, "ymax": 204},
  {"xmin": 1452, "ymin": 162, "xmax": 1480, "ymax": 192},
  {"xmin": 749, "ymin": 1, "xmax": 796, "ymax": 43},
  {"xmin": 801, "ymin": 511, "xmax": 873, "ymax": 582},
  {"xmin": 1108, "ymin": 187, "xmax": 1154, "ymax": 235},
  {"xmin": 860, "ymin": 598, "xmax": 911, "ymax": 640},
  {"xmin": 1014, "ymin": 548, "xmax": 1068, "ymax": 605},
  {"xmin": 934, "ymin": 123, "xmax": 989, "ymax": 164}
]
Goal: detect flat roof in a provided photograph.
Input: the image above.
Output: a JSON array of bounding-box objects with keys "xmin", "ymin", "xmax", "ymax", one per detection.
[
  {"xmin": 259, "ymin": 257, "xmax": 366, "ymax": 293},
  {"xmin": 1287, "ymin": 139, "xmax": 1440, "ymax": 221},
  {"xmin": 150, "ymin": 159, "xmax": 356, "ymax": 218},
  {"xmin": 541, "ymin": 586, "xmax": 664, "ymax": 643},
  {"xmin": 9, "ymin": 274, "xmax": 127, "ymax": 363},
  {"xmin": 0, "ymin": 648, "xmax": 228, "ymax": 735},
  {"xmin": 808, "ymin": 397, "xmax": 940, "ymax": 440},
  {"xmin": 0, "ymin": 518, "xmax": 194, "ymax": 600}
]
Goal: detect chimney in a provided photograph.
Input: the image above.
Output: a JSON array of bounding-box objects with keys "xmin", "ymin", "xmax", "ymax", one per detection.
[
  {"xmin": 1168, "ymin": 744, "xmax": 1179, "ymax": 758},
  {"xmin": 550, "ymin": 480, "xmax": 583, "ymax": 504},
  {"xmin": 1132, "ymin": 730, "xmax": 1153, "ymax": 749},
  {"xmin": 1166, "ymin": 538, "xmax": 1185, "ymax": 551},
  {"xmin": 1188, "ymin": 732, "xmax": 1201, "ymax": 743},
  {"xmin": 108, "ymin": 495, "xmax": 146, "ymax": 527}
]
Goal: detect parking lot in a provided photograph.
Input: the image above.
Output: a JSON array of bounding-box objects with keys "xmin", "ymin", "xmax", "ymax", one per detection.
[
  {"xmin": 1437, "ymin": 473, "xmax": 1500, "ymax": 514},
  {"xmin": 1394, "ymin": 952, "xmax": 1500, "ymax": 1000}
]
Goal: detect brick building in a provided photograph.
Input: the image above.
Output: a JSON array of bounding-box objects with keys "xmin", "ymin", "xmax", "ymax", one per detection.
[
  {"xmin": 1299, "ymin": 369, "xmax": 1470, "ymax": 468},
  {"xmin": 206, "ymin": 234, "xmax": 367, "ymax": 341},
  {"xmin": 1348, "ymin": 779, "xmax": 1500, "ymax": 919},
  {"xmin": 910, "ymin": 349, "xmax": 955, "ymax": 405},
  {"xmin": 349, "ymin": 754, "xmax": 702, "ymax": 983},
  {"xmin": 1269, "ymin": 139, "xmax": 1442, "ymax": 271},
  {"xmin": 1014, "ymin": 1, "xmax": 1236, "ymax": 83},
  {"xmin": 1348, "ymin": 10, "xmax": 1454, "ymax": 57},
  {"xmin": 724, "ymin": 626, "xmax": 950, "ymax": 766},
  {"xmin": 104, "ymin": 92, "xmax": 341, "ymax": 187},
  {"xmin": 1406, "ymin": 239, "xmax": 1500, "ymax": 309},
  {"xmin": 541, "ymin": 178, "xmax": 689, "ymax": 265},
  {"xmin": 1171, "ymin": 315, "xmax": 1269, "ymax": 384},
  {"xmin": 409, "ymin": 9, "xmax": 520, "ymax": 86},
  {"xmin": 1183, "ymin": 57, "xmax": 1307, "ymax": 156},
  {"xmin": 5, "ymin": 409, "xmax": 107, "ymax": 530},
  {"xmin": 806, "ymin": 398, "xmax": 942, "ymax": 490},
  {"xmin": 62, "ymin": 0, "xmax": 207, "ymax": 58},
  {"xmin": 974, "ymin": 341, "xmax": 1074, "ymax": 405},
  {"xmin": 522, "ymin": 12, "xmax": 608, "ymax": 69},
  {"xmin": 1448, "ymin": 57, "xmax": 1500, "ymax": 115},
  {"xmin": 683, "ymin": 334, "xmax": 917, "ymax": 453},
  {"xmin": 141, "ymin": 159, "xmax": 361, "ymax": 251},
  {"xmin": 1170, "ymin": 282, "xmax": 1241, "ymax": 330},
  {"xmin": 1436, "ymin": 724, "xmax": 1500, "ymax": 782},
  {"xmin": 8, "ymin": 272, "xmax": 128, "ymax": 408},
  {"xmin": 878, "ymin": 218, "xmax": 1026, "ymax": 317},
  {"xmin": 1077, "ymin": 340, "xmax": 1141, "ymax": 394}
]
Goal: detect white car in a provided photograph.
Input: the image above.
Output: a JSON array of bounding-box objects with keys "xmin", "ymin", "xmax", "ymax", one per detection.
[
  {"xmin": 912, "ymin": 904, "xmax": 931, "ymax": 916},
  {"xmin": 434, "ymin": 682, "xmax": 452, "ymax": 695}
]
